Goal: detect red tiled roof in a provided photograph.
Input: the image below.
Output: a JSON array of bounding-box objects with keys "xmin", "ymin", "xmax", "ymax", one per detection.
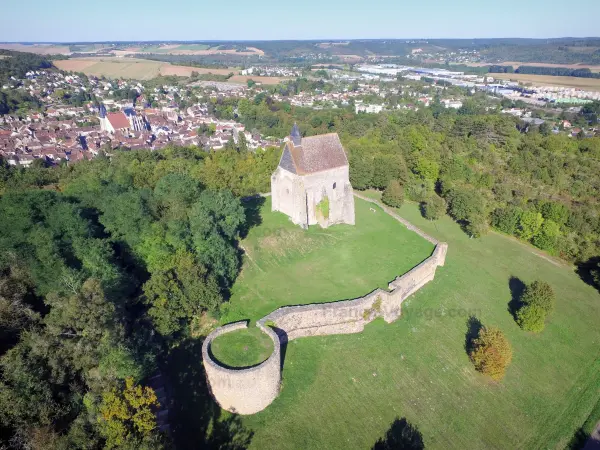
[{"xmin": 107, "ymin": 112, "xmax": 130, "ymax": 130}]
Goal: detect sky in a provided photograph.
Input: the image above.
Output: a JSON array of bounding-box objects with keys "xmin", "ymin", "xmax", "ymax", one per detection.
[{"xmin": 2, "ymin": 0, "xmax": 599, "ymax": 42}]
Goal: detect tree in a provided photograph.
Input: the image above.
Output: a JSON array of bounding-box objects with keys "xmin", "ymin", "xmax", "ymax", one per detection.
[
  {"xmin": 349, "ymin": 155, "xmax": 373, "ymax": 190},
  {"xmin": 539, "ymin": 201, "xmax": 569, "ymax": 225},
  {"xmin": 516, "ymin": 303, "xmax": 547, "ymax": 332},
  {"xmin": 531, "ymin": 219, "xmax": 561, "ymax": 252},
  {"xmin": 422, "ymin": 194, "xmax": 446, "ymax": 220},
  {"xmin": 521, "ymin": 280, "xmax": 555, "ymax": 315},
  {"xmin": 515, "ymin": 280, "xmax": 555, "ymax": 332},
  {"xmin": 188, "ymin": 190, "xmax": 245, "ymax": 287},
  {"xmin": 469, "ymin": 326, "xmax": 513, "ymax": 381},
  {"xmin": 382, "ymin": 180, "xmax": 404, "ymax": 208},
  {"xmin": 445, "ymin": 187, "xmax": 486, "ymax": 223},
  {"xmin": 98, "ymin": 377, "xmax": 161, "ymax": 449},
  {"xmin": 517, "ymin": 211, "xmax": 544, "ymax": 241},
  {"xmin": 491, "ymin": 207, "xmax": 523, "ymax": 235},
  {"xmin": 371, "ymin": 155, "xmax": 408, "ymax": 190}
]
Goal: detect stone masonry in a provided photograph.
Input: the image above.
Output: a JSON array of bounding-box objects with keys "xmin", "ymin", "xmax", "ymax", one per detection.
[
  {"xmin": 202, "ymin": 194, "xmax": 448, "ymax": 415},
  {"xmin": 202, "ymin": 321, "xmax": 281, "ymax": 415}
]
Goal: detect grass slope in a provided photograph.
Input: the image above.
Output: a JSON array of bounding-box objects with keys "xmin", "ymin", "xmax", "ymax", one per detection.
[
  {"xmin": 210, "ymin": 327, "xmax": 274, "ymax": 368},
  {"xmin": 221, "ymin": 197, "xmax": 600, "ymax": 449},
  {"xmin": 221, "ymin": 197, "xmax": 435, "ymax": 323}
]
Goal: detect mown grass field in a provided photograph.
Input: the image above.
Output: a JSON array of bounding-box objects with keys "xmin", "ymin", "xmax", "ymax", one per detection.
[
  {"xmin": 208, "ymin": 196, "xmax": 600, "ymax": 449},
  {"xmin": 221, "ymin": 197, "xmax": 435, "ymax": 323},
  {"xmin": 210, "ymin": 327, "xmax": 274, "ymax": 368}
]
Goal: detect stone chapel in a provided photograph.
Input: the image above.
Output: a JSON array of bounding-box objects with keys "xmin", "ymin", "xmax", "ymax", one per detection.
[{"xmin": 271, "ymin": 124, "xmax": 355, "ymax": 228}]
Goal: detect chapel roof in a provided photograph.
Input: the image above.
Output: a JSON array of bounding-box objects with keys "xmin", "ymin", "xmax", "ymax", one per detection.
[{"xmin": 279, "ymin": 131, "xmax": 349, "ymax": 175}]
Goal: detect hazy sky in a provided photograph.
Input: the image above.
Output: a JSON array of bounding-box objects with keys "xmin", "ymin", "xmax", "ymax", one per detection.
[{"xmin": 2, "ymin": 0, "xmax": 599, "ymax": 42}]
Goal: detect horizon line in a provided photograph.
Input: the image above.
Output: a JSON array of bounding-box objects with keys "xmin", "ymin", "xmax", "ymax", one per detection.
[{"xmin": 2, "ymin": 36, "xmax": 600, "ymax": 45}]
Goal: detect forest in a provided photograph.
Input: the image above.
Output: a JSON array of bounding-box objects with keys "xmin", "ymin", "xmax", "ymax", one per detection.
[
  {"xmin": 488, "ymin": 65, "xmax": 600, "ymax": 79},
  {"xmin": 0, "ymin": 146, "xmax": 278, "ymax": 449}
]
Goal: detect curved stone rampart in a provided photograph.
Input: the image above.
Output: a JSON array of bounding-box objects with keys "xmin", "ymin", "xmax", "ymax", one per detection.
[
  {"xmin": 258, "ymin": 243, "xmax": 447, "ymax": 340},
  {"xmin": 202, "ymin": 321, "xmax": 281, "ymax": 415},
  {"xmin": 204, "ymin": 195, "xmax": 448, "ymax": 414}
]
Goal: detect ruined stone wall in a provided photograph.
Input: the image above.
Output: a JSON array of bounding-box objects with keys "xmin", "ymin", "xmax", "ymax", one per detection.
[
  {"xmin": 258, "ymin": 243, "xmax": 447, "ymax": 340},
  {"xmin": 202, "ymin": 321, "xmax": 281, "ymax": 415},
  {"xmin": 204, "ymin": 193, "xmax": 447, "ymax": 415}
]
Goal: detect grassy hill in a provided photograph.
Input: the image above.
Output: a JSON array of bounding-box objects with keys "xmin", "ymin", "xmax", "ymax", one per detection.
[{"xmin": 170, "ymin": 196, "xmax": 600, "ymax": 449}]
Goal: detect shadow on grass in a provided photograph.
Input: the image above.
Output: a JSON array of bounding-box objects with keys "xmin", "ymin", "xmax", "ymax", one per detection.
[
  {"xmin": 566, "ymin": 427, "xmax": 592, "ymax": 450},
  {"xmin": 576, "ymin": 257, "xmax": 600, "ymax": 294},
  {"xmin": 239, "ymin": 196, "xmax": 265, "ymax": 240},
  {"xmin": 508, "ymin": 276, "xmax": 526, "ymax": 320},
  {"xmin": 464, "ymin": 315, "xmax": 483, "ymax": 355},
  {"xmin": 270, "ymin": 326, "xmax": 288, "ymax": 371},
  {"xmin": 372, "ymin": 417, "xmax": 424, "ymax": 450},
  {"xmin": 164, "ymin": 339, "xmax": 254, "ymax": 450}
]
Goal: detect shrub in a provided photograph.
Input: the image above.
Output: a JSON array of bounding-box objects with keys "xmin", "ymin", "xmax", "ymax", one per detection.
[
  {"xmin": 469, "ymin": 326, "xmax": 513, "ymax": 381},
  {"xmin": 316, "ymin": 196, "xmax": 330, "ymax": 219},
  {"xmin": 516, "ymin": 303, "xmax": 546, "ymax": 332},
  {"xmin": 422, "ymin": 194, "xmax": 446, "ymax": 220},
  {"xmin": 382, "ymin": 180, "xmax": 405, "ymax": 208}
]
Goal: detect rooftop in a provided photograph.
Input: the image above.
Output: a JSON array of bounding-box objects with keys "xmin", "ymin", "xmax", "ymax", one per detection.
[{"xmin": 280, "ymin": 132, "xmax": 348, "ymax": 175}]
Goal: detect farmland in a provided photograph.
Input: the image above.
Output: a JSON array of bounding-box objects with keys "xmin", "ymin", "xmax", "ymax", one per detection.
[
  {"xmin": 490, "ymin": 72, "xmax": 600, "ymax": 91},
  {"xmin": 53, "ymin": 57, "xmax": 289, "ymax": 83},
  {"xmin": 169, "ymin": 196, "xmax": 600, "ymax": 449}
]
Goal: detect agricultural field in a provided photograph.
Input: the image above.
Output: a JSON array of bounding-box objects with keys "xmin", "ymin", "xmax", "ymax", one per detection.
[
  {"xmin": 114, "ymin": 44, "xmax": 264, "ymax": 56},
  {"xmin": 490, "ymin": 72, "xmax": 600, "ymax": 91},
  {"xmin": 53, "ymin": 57, "xmax": 289, "ymax": 83},
  {"xmin": 456, "ymin": 61, "xmax": 600, "ymax": 72},
  {"xmin": 0, "ymin": 43, "xmax": 71, "ymax": 54},
  {"xmin": 169, "ymin": 196, "xmax": 600, "ymax": 449},
  {"xmin": 54, "ymin": 57, "xmax": 166, "ymax": 80}
]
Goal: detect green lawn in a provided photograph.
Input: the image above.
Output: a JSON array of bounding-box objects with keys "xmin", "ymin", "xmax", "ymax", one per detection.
[
  {"xmin": 210, "ymin": 327, "xmax": 274, "ymax": 368},
  {"xmin": 221, "ymin": 197, "xmax": 435, "ymax": 323},
  {"xmin": 225, "ymin": 197, "xmax": 600, "ymax": 449},
  {"xmin": 168, "ymin": 195, "xmax": 600, "ymax": 449}
]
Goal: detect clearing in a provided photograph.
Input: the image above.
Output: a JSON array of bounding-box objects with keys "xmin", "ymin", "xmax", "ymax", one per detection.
[{"xmin": 168, "ymin": 196, "xmax": 600, "ymax": 449}]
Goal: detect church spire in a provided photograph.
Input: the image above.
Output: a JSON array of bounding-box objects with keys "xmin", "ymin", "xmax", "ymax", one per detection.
[{"xmin": 290, "ymin": 123, "xmax": 301, "ymax": 146}]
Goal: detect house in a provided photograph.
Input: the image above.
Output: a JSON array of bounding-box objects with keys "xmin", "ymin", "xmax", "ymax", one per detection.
[
  {"xmin": 99, "ymin": 105, "xmax": 131, "ymax": 134},
  {"xmin": 271, "ymin": 124, "xmax": 355, "ymax": 229}
]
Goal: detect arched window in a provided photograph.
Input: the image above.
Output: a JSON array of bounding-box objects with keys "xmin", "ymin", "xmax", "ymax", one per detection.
[{"xmin": 333, "ymin": 182, "xmax": 337, "ymax": 190}]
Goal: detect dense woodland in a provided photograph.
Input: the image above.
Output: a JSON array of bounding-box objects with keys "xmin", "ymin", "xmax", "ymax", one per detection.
[
  {"xmin": 0, "ymin": 146, "xmax": 278, "ymax": 449},
  {"xmin": 488, "ymin": 65, "xmax": 600, "ymax": 79}
]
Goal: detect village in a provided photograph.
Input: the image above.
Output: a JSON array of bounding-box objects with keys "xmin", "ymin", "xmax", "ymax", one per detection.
[{"xmin": 1, "ymin": 61, "xmax": 599, "ymax": 167}]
